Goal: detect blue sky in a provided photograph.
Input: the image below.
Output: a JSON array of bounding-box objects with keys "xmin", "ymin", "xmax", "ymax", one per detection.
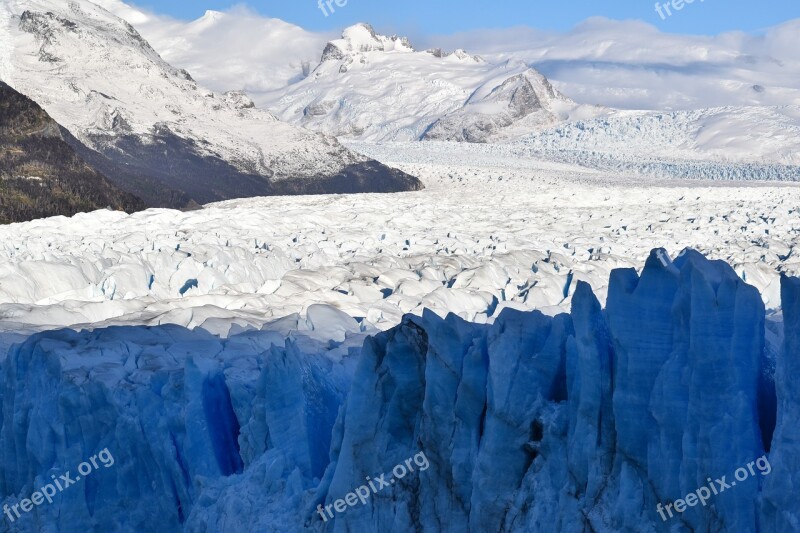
[{"xmin": 133, "ymin": 0, "xmax": 797, "ymax": 35}]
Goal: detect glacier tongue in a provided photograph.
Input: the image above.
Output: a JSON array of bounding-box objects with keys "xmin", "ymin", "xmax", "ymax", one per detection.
[{"xmin": 0, "ymin": 249, "xmax": 796, "ymax": 531}]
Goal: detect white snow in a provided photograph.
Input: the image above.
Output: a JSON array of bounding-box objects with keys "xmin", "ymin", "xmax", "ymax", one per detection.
[
  {"xmin": 431, "ymin": 18, "xmax": 800, "ymax": 111},
  {"xmin": 258, "ymin": 24, "xmax": 602, "ymax": 142},
  {"xmin": 0, "ymin": 142, "xmax": 797, "ymax": 339}
]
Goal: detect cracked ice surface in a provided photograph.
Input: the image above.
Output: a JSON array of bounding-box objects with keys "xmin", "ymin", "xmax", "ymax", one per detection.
[{"xmin": 1, "ymin": 143, "xmax": 799, "ymax": 340}]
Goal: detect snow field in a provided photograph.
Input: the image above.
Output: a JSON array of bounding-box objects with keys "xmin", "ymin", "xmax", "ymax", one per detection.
[{"xmin": 1, "ymin": 143, "xmax": 798, "ymax": 339}]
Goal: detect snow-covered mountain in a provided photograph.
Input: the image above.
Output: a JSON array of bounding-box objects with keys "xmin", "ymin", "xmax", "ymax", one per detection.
[
  {"xmin": 263, "ymin": 23, "xmax": 604, "ymax": 142},
  {"xmin": 90, "ymin": 0, "xmax": 331, "ymax": 97},
  {"xmin": 49, "ymin": 4, "xmax": 798, "ymax": 164},
  {"xmin": 455, "ymin": 18, "xmax": 800, "ymax": 112},
  {"xmin": 0, "ymin": 1, "xmax": 422, "ymax": 207},
  {"xmin": 89, "ymin": 2, "xmax": 800, "ymax": 114},
  {"xmin": 259, "ymin": 23, "xmax": 800, "ymax": 164}
]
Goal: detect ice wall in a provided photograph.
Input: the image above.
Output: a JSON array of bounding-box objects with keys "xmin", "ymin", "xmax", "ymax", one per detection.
[
  {"xmin": 760, "ymin": 275, "xmax": 800, "ymax": 530},
  {"xmin": 316, "ymin": 248, "xmax": 777, "ymax": 532},
  {"xmin": 0, "ymin": 249, "xmax": 795, "ymax": 532},
  {"xmin": 0, "ymin": 324, "xmax": 354, "ymax": 532}
]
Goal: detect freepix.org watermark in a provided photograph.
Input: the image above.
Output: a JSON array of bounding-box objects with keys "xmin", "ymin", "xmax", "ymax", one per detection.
[
  {"xmin": 654, "ymin": 0, "xmax": 705, "ymax": 20},
  {"xmin": 3, "ymin": 449, "xmax": 115, "ymax": 524},
  {"xmin": 317, "ymin": 0, "xmax": 348, "ymax": 17},
  {"xmin": 316, "ymin": 451, "xmax": 430, "ymax": 522},
  {"xmin": 656, "ymin": 455, "xmax": 771, "ymax": 521}
]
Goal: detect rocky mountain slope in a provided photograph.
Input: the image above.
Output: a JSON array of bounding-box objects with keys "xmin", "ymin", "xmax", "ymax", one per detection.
[
  {"xmin": 263, "ymin": 23, "xmax": 604, "ymax": 142},
  {"xmin": 0, "ymin": 81, "xmax": 144, "ymax": 224},
  {"xmin": 0, "ymin": 1, "xmax": 421, "ymax": 209}
]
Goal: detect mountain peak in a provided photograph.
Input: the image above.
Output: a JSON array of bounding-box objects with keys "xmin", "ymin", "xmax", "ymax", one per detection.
[
  {"xmin": 318, "ymin": 23, "xmax": 490, "ymax": 69},
  {"xmin": 194, "ymin": 9, "xmax": 225, "ymax": 26},
  {"xmin": 425, "ymin": 47, "xmax": 483, "ymax": 62},
  {"xmin": 343, "ymin": 22, "xmax": 378, "ymax": 41},
  {"xmin": 321, "ymin": 22, "xmax": 414, "ymax": 63}
]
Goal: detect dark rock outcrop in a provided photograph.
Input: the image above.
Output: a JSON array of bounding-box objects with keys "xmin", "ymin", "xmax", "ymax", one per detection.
[{"xmin": 0, "ymin": 81, "xmax": 144, "ymax": 224}]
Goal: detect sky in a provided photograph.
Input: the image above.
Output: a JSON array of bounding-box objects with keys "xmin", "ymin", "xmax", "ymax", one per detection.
[{"xmin": 129, "ymin": 0, "xmax": 797, "ymax": 36}]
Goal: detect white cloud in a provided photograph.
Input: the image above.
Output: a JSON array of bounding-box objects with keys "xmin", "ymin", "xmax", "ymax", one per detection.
[
  {"xmin": 424, "ymin": 17, "xmax": 800, "ymax": 110},
  {"xmin": 93, "ymin": 0, "xmax": 332, "ymax": 96},
  {"xmin": 93, "ymin": 2, "xmax": 800, "ymax": 111}
]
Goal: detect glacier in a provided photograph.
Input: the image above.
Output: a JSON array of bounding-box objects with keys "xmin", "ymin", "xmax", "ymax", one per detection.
[
  {"xmin": 0, "ymin": 248, "xmax": 797, "ymax": 532},
  {"xmin": 2, "ymin": 140, "xmax": 798, "ymax": 338}
]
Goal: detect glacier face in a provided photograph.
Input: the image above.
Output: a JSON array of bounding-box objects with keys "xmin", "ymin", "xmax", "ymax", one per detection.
[{"xmin": 0, "ymin": 249, "xmax": 796, "ymax": 532}]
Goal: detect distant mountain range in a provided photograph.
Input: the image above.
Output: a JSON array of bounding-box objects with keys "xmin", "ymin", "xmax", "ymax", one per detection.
[
  {"xmin": 107, "ymin": 3, "xmax": 799, "ymax": 114},
  {"xmin": 258, "ymin": 23, "xmax": 800, "ymax": 165},
  {"xmin": 262, "ymin": 23, "xmax": 605, "ymax": 142},
  {"xmin": 0, "ymin": 0, "xmax": 422, "ymax": 217}
]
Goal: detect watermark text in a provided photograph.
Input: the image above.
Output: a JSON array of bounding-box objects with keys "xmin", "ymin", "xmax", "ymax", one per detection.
[
  {"xmin": 656, "ymin": 455, "xmax": 771, "ymax": 521},
  {"xmin": 3, "ymin": 448, "xmax": 115, "ymax": 524},
  {"xmin": 317, "ymin": 451, "xmax": 429, "ymax": 522}
]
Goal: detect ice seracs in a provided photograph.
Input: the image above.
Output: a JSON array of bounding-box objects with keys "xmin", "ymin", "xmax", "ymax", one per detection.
[
  {"xmin": 1, "ymin": 139, "xmax": 799, "ymax": 336},
  {"xmin": 513, "ymin": 104, "xmax": 800, "ymax": 165},
  {"xmin": 0, "ymin": 250, "xmax": 796, "ymax": 531},
  {"xmin": 761, "ymin": 275, "xmax": 800, "ymax": 531}
]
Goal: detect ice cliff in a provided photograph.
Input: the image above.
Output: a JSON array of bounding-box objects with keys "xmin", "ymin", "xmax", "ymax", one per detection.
[{"xmin": 0, "ymin": 248, "xmax": 796, "ymax": 532}]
